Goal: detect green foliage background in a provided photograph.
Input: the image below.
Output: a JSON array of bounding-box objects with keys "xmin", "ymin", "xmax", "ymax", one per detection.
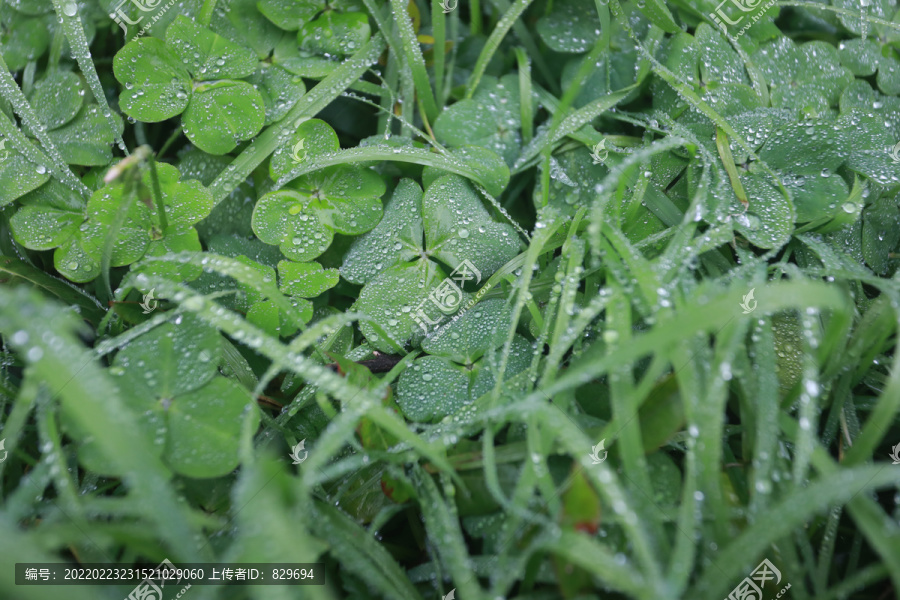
[{"xmin": 1, "ymin": 0, "xmax": 900, "ymax": 598}]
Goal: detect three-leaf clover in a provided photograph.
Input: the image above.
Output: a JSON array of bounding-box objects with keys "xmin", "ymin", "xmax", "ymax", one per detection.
[
  {"xmin": 66, "ymin": 313, "xmax": 260, "ymax": 478},
  {"xmin": 113, "ymin": 16, "xmax": 265, "ymax": 154},
  {"xmin": 9, "ymin": 163, "xmax": 214, "ymax": 282},
  {"xmin": 189, "ymin": 234, "xmax": 338, "ymax": 337},
  {"xmin": 252, "ymin": 119, "xmax": 387, "ymax": 262},
  {"xmin": 342, "ymin": 175, "xmax": 523, "ymax": 353}
]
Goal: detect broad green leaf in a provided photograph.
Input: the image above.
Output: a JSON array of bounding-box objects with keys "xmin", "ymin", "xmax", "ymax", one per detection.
[
  {"xmin": 210, "ymin": 0, "xmax": 285, "ymax": 59},
  {"xmin": 752, "ymin": 38, "xmax": 852, "ymax": 109},
  {"xmin": 434, "ymin": 74, "xmax": 526, "ymax": 167},
  {"xmin": 838, "ymin": 38, "xmax": 880, "ymax": 77},
  {"xmin": 421, "ymin": 298, "xmax": 512, "ymax": 365},
  {"xmin": 140, "ymin": 228, "xmax": 204, "ymax": 281},
  {"xmin": 423, "ymin": 174, "xmax": 522, "ymax": 275},
  {"xmin": 165, "ymin": 15, "xmax": 258, "ymax": 80},
  {"xmin": 182, "ymin": 80, "xmax": 266, "ymax": 155},
  {"xmin": 205, "ymin": 232, "xmax": 284, "ymax": 269},
  {"xmin": 635, "ymin": 0, "xmax": 679, "ymax": 33},
  {"xmin": 758, "ymin": 119, "xmax": 846, "ymax": 175},
  {"xmin": 0, "ymin": 286, "xmax": 201, "ymax": 555},
  {"xmin": 298, "ymin": 11, "xmax": 371, "ymax": 56},
  {"xmin": 838, "ymin": 110, "xmax": 900, "ymax": 187},
  {"xmin": 251, "ymin": 189, "xmax": 335, "ymax": 261},
  {"xmin": 876, "ymin": 54, "xmax": 900, "ymax": 96},
  {"xmin": 54, "ymin": 234, "xmax": 100, "ymax": 283},
  {"xmin": 181, "ymin": 151, "xmax": 257, "ymax": 240},
  {"xmin": 269, "ymin": 117, "xmax": 340, "ymax": 180},
  {"xmin": 250, "ymin": 63, "xmax": 306, "ymax": 125},
  {"xmin": 469, "ymin": 334, "xmax": 531, "ymax": 398},
  {"xmin": 28, "ymin": 71, "xmax": 83, "ymax": 130},
  {"xmin": 832, "ymin": 0, "xmax": 895, "ymax": 37},
  {"xmin": 80, "ymin": 185, "xmax": 151, "ymax": 268},
  {"xmin": 785, "ymin": 171, "xmax": 850, "ymax": 223},
  {"xmin": 354, "ymin": 259, "xmax": 451, "ymax": 352},
  {"xmin": 112, "ymin": 312, "xmax": 222, "ymax": 399},
  {"xmin": 164, "ymin": 377, "xmax": 259, "ymax": 478},
  {"xmin": 559, "ymin": 467, "xmax": 601, "ymax": 534},
  {"xmin": 0, "ymin": 13, "xmax": 52, "ymax": 72},
  {"xmin": 0, "ymin": 143, "xmax": 50, "ymax": 207},
  {"xmin": 144, "ymin": 162, "xmax": 216, "ymax": 228},
  {"xmin": 45, "ymin": 104, "xmax": 125, "ymax": 166},
  {"xmin": 862, "ymin": 197, "xmax": 900, "ymax": 275},
  {"xmin": 732, "ymin": 173, "xmax": 793, "ymax": 250},
  {"xmin": 536, "ymin": 0, "xmax": 601, "ymax": 53},
  {"xmin": 9, "ymin": 180, "xmax": 82, "ymax": 249},
  {"xmin": 530, "ymin": 145, "xmax": 611, "ymax": 212},
  {"xmin": 113, "ymin": 37, "xmax": 192, "ymax": 122},
  {"xmin": 304, "ymin": 166, "xmax": 385, "ymax": 234},
  {"xmin": 397, "ymin": 355, "xmax": 470, "ymax": 421},
  {"xmin": 341, "ymin": 178, "xmax": 425, "ymax": 285},
  {"xmin": 277, "ymin": 260, "xmax": 339, "ymax": 297},
  {"xmin": 397, "ymin": 334, "xmax": 531, "ymax": 421},
  {"xmin": 257, "ymin": 0, "xmax": 321, "ymax": 31},
  {"xmin": 696, "ymin": 24, "xmax": 749, "ymax": 87},
  {"xmin": 76, "ymin": 163, "xmax": 213, "ymax": 271}
]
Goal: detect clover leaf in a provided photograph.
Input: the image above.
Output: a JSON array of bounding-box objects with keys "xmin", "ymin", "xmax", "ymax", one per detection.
[
  {"xmin": 252, "ymin": 120, "xmax": 386, "ymax": 262},
  {"xmin": 343, "ymin": 175, "xmax": 523, "ymax": 353},
  {"xmin": 113, "ymin": 16, "xmax": 265, "ymax": 154},
  {"xmin": 9, "ymin": 162, "xmax": 214, "ymax": 282},
  {"xmin": 188, "ymin": 234, "xmax": 335, "ymax": 337},
  {"xmin": 0, "ymin": 0, "xmax": 90, "ymax": 71},
  {"xmin": 752, "ymin": 38, "xmax": 853, "ymax": 111},
  {"xmin": 8, "ymin": 180, "xmax": 83, "ymax": 250},
  {"xmin": 434, "ymin": 75, "xmax": 536, "ymax": 168},
  {"xmin": 838, "ymin": 37, "xmax": 900, "ymax": 97},
  {"xmin": 106, "ymin": 313, "xmax": 259, "ymax": 478},
  {"xmin": 396, "ymin": 300, "xmax": 531, "ymax": 422},
  {"xmin": 4, "ymin": 71, "xmax": 125, "ymax": 169},
  {"xmin": 0, "ymin": 137, "xmax": 52, "ymax": 207},
  {"xmin": 257, "ymin": 0, "xmax": 370, "ymax": 57},
  {"xmin": 536, "ymin": 0, "xmax": 602, "ymax": 54},
  {"xmin": 299, "ymin": 10, "xmax": 370, "ymax": 56}
]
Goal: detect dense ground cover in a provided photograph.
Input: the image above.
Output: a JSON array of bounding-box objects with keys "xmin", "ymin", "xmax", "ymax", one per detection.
[{"xmin": 1, "ymin": 0, "xmax": 900, "ymax": 598}]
